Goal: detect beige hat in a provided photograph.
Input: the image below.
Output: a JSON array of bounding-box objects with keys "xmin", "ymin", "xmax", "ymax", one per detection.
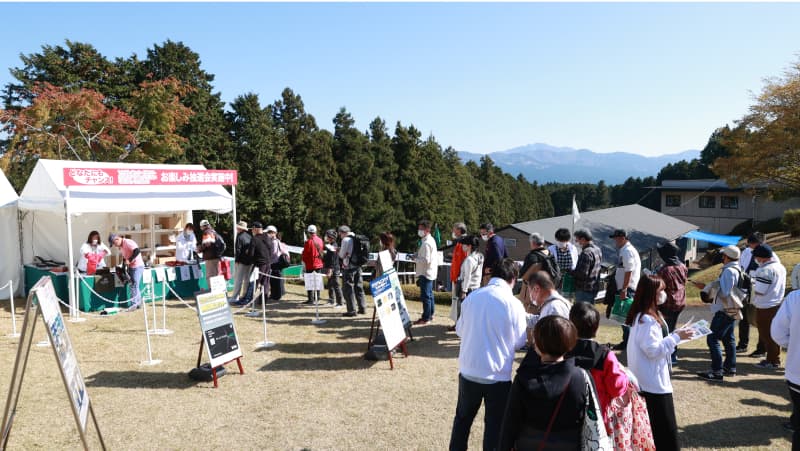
[
  {"xmin": 236, "ymin": 220, "xmax": 248, "ymax": 230},
  {"xmin": 721, "ymin": 245, "xmax": 740, "ymax": 260}
]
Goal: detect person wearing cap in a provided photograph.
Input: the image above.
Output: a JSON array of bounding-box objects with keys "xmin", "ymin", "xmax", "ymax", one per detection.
[
  {"xmin": 266, "ymin": 225, "xmax": 287, "ymax": 300},
  {"xmin": 610, "ymin": 228, "xmax": 641, "ymax": 351},
  {"xmin": 109, "ymin": 233, "xmax": 145, "ymax": 311},
  {"xmin": 323, "ymin": 229, "xmax": 344, "ymax": 307},
  {"xmin": 657, "ymin": 241, "xmax": 688, "ymax": 365},
  {"xmin": 302, "ymin": 225, "xmax": 325, "ymax": 305},
  {"xmin": 479, "ymin": 222, "xmax": 507, "ymax": 287},
  {"xmin": 751, "ymin": 244, "xmax": 787, "ymax": 369},
  {"xmin": 571, "ymin": 228, "xmax": 603, "ymax": 305},
  {"xmin": 230, "ymin": 221, "xmax": 254, "ymax": 306},
  {"xmin": 175, "ymin": 223, "xmax": 197, "ymax": 263},
  {"xmin": 196, "ymin": 219, "xmax": 223, "ymax": 285},
  {"xmin": 693, "ymin": 245, "xmax": 742, "ymax": 381},
  {"xmin": 738, "ymin": 233, "xmax": 764, "ymax": 354},
  {"xmin": 250, "ymin": 222, "xmax": 273, "ymax": 302},
  {"xmin": 338, "ymin": 225, "xmax": 366, "ymax": 317}
]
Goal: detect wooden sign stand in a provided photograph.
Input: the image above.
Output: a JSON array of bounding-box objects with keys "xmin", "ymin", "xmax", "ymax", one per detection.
[
  {"xmin": 366, "ymin": 308, "xmax": 409, "ymax": 370},
  {"xmin": 1, "ymin": 277, "xmax": 106, "ymax": 450},
  {"xmin": 196, "ymin": 338, "xmax": 244, "ymax": 388}
]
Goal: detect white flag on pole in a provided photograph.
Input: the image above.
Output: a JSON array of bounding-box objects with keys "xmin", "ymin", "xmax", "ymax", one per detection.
[{"xmin": 572, "ymin": 195, "xmax": 581, "ymax": 224}]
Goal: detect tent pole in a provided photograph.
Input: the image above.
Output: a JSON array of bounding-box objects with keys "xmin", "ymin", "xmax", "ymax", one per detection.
[
  {"xmin": 231, "ymin": 185, "xmax": 237, "ymax": 259},
  {"xmin": 64, "ymin": 187, "xmax": 79, "ymax": 321}
]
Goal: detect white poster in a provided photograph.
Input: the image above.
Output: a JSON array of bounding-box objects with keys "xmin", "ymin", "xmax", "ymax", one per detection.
[
  {"xmin": 378, "ymin": 250, "xmax": 394, "ymax": 273},
  {"xmin": 166, "ymin": 267, "xmax": 177, "ymax": 282},
  {"xmin": 179, "ymin": 266, "xmax": 190, "ymax": 280},
  {"xmin": 35, "ymin": 277, "xmax": 90, "ymax": 431},
  {"xmin": 369, "ymin": 273, "xmax": 407, "ymax": 351},
  {"xmin": 191, "ymin": 264, "xmax": 202, "ymax": 280},
  {"xmin": 303, "ymin": 272, "xmax": 324, "ymax": 291},
  {"xmin": 209, "ymin": 275, "xmax": 227, "ymax": 295},
  {"xmin": 154, "ymin": 267, "xmax": 166, "ymax": 282},
  {"xmin": 142, "ymin": 268, "xmax": 153, "ymax": 284}
]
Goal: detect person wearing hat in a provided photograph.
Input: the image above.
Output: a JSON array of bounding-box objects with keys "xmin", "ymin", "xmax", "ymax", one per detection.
[
  {"xmin": 196, "ymin": 219, "xmax": 224, "ymax": 286},
  {"xmin": 693, "ymin": 245, "xmax": 742, "ymax": 381},
  {"xmin": 610, "ymin": 228, "xmax": 641, "ymax": 351},
  {"xmin": 338, "ymin": 225, "xmax": 367, "ymax": 317},
  {"xmin": 175, "ymin": 223, "xmax": 197, "ymax": 264},
  {"xmin": 302, "ymin": 225, "xmax": 325, "ymax": 305},
  {"xmin": 249, "ymin": 222, "xmax": 273, "ymax": 302},
  {"xmin": 657, "ymin": 241, "xmax": 688, "ymax": 365},
  {"xmin": 109, "ymin": 233, "xmax": 145, "ymax": 311},
  {"xmin": 751, "ymin": 244, "xmax": 787, "ymax": 369},
  {"xmin": 572, "ymin": 228, "xmax": 603, "ymax": 305},
  {"xmin": 322, "ymin": 229, "xmax": 344, "ymax": 307},
  {"xmin": 738, "ymin": 233, "xmax": 764, "ymax": 354},
  {"xmin": 266, "ymin": 225, "xmax": 288, "ymax": 301},
  {"xmin": 230, "ymin": 220, "xmax": 254, "ymax": 306}
]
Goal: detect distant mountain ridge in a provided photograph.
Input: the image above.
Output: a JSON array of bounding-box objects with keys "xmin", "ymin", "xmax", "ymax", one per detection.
[{"xmin": 458, "ymin": 143, "xmax": 699, "ymax": 185}]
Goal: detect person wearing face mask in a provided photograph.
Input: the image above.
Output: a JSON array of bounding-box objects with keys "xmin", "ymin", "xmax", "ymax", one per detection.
[
  {"xmin": 175, "ymin": 223, "xmax": 197, "ymax": 263},
  {"xmin": 77, "ymin": 230, "xmax": 111, "ymax": 274},
  {"xmin": 547, "ymin": 228, "xmax": 579, "ymax": 288},
  {"xmin": 414, "ymin": 219, "xmax": 439, "ymax": 325},
  {"xmin": 448, "ymin": 235, "xmax": 484, "ymax": 332},
  {"xmin": 448, "ymin": 223, "xmax": 468, "ymax": 331},
  {"xmin": 479, "ymin": 222, "xmax": 507, "ymax": 287},
  {"xmin": 692, "ymin": 245, "xmax": 742, "ymax": 381}
]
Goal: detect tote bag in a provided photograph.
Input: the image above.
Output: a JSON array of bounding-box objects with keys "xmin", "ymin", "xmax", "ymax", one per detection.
[{"xmin": 581, "ymin": 370, "xmax": 613, "ymax": 451}]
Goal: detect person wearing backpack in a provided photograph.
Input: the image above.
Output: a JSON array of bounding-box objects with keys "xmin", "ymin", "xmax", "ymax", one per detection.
[
  {"xmin": 518, "ymin": 233, "xmax": 560, "ymax": 306},
  {"xmin": 197, "ymin": 219, "xmax": 225, "ymax": 287},
  {"xmin": 693, "ymin": 245, "xmax": 742, "ymax": 381},
  {"xmin": 230, "ymin": 221, "xmax": 254, "ymax": 305},
  {"xmin": 338, "ymin": 225, "xmax": 367, "ymax": 317},
  {"xmin": 302, "ymin": 225, "xmax": 325, "ymax": 305}
]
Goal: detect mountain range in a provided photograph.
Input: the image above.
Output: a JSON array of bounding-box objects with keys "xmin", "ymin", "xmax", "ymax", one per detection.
[{"xmin": 457, "ymin": 143, "xmax": 700, "ymax": 185}]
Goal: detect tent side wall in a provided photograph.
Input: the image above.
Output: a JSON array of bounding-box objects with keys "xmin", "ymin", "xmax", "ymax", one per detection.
[{"xmin": 0, "ymin": 205, "xmax": 22, "ymax": 299}]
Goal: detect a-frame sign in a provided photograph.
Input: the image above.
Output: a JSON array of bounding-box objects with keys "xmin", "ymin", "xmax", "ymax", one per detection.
[{"xmin": 1, "ymin": 276, "xmax": 105, "ymax": 450}]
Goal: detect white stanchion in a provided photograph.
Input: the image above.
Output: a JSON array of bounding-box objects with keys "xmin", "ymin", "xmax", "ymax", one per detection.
[
  {"xmin": 68, "ymin": 274, "xmax": 87, "ymax": 323},
  {"xmin": 152, "ymin": 280, "xmax": 173, "ymax": 336},
  {"xmin": 311, "ymin": 287, "xmax": 326, "ymax": 325},
  {"xmin": 305, "ymin": 272, "xmax": 326, "ymax": 325},
  {"xmin": 244, "ymin": 267, "xmax": 261, "ymax": 318},
  {"xmin": 139, "ymin": 284, "xmax": 161, "ymax": 366},
  {"xmin": 5, "ymin": 280, "xmax": 19, "ymax": 338},
  {"xmin": 255, "ymin": 288, "xmax": 275, "ymax": 349}
]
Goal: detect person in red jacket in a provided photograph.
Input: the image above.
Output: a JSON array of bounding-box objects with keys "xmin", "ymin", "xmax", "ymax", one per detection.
[
  {"xmin": 448, "ymin": 222, "xmax": 468, "ymax": 331},
  {"xmin": 302, "ymin": 225, "xmax": 325, "ymax": 305}
]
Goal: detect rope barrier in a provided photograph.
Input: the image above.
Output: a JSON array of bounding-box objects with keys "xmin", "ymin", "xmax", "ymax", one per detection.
[
  {"xmin": 0, "ymin": 281, "xmax": 11, "ymax": 290},
  {"xmin": 163, "ymin": 282, "xmax": 197, "ymax": 313},
  {"xmin": 76, "ymin": 273, "xmax": 139, "ymax": 305}
]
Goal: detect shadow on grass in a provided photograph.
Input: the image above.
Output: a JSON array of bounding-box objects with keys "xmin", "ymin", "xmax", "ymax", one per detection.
[
  {"xmin": 85, "ymin": 370, "xmax": 197, "ymax": 389},
  {"xmin": 259, "ymin": 356, "xmax": 381, "ymax": 372},
  {"xmin": 680, "ymin": 414, "xmax": 788, "ymax": 448},
  {"xmin": 740, "ymin": 397, "xmax": 792, "ymax": 412}
]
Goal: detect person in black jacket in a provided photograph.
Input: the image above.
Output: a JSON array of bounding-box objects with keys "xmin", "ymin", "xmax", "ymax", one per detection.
[
  {"xmin": 231, "ymin": 221, "xmax": 254, "ymax": 305},
  {"xmin": 498, "ymin": 316, "xmax": 587, "ymax": 451},
  {"xmin": 250, "ymin": 222, "xmax": 273, "ymax": 303},
  {"xmin": 323, "ymin": 229, "xmax": 344, "ymax": 307}
]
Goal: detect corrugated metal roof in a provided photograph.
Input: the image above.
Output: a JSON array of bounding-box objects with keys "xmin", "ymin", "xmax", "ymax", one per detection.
[{"xmin": 504, "ymin": 204, "xmax": 699, "ymax": 261}]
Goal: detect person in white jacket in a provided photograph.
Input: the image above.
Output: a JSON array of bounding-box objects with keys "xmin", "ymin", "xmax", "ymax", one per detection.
[
  {"xmin": 448, "ymin": 235, "xmax": 484, "ymax": 329},
  {"xmin": 627, "ymin": 274, "xmax": 694, "ymax": 451},
  {"xmin": 752, "ymin": 244, "xmax": 787, "ymax": 369},
  {"xmin": 771, "ymin": 289, "xmax": 800, "ymax": 445}
]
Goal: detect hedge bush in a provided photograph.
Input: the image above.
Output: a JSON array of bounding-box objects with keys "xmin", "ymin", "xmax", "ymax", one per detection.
[{"xmin": 784, "ymin": 209, "xmax": 800, "ymax": 236}]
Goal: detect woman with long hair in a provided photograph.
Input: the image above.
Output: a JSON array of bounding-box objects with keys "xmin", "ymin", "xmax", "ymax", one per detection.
[
  {"xmin": 77, "ymin": 230, "xmax": 110, "ymax": 274},
  {"xmin": 626, "ymin": 275, "xmax": 693, "ymax": 451}
]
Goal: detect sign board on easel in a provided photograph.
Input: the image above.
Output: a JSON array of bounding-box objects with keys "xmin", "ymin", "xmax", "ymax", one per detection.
[
  {"xmin": 368, "ymin": 271, "xmax": 410, "ymax": 369},
  {"xmin": 1, "ymin": 276, "xmax": 105, "ymax": 450},
  {"xmin": 196, "ymin": 291, "xmax": 242, "ymax": 369}
]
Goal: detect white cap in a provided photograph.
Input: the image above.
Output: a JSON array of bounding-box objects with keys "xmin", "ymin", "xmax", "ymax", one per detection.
[
  {"xmin": 307, "ymin": 225, "xmax": 317, "ymax": 234},
  {"xmin": 266, "ymin": 225, "xmax": 277, "ymax": 233},
  {"xmin": 199, "ymin": 219, "xmax": 210, "ymax": 228}
]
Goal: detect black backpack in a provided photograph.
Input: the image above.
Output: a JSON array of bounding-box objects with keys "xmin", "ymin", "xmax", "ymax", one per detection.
[
  {"xmin": 534, "ymin": 250, "xmax": 562, "ymax": 289},
  {"xmin": 734, "ymin": 266, "xmax": 752, "ymax": 302},
  {"xmin": 349, "ymin": 234, "xmax": 371, "ymax": 267}
]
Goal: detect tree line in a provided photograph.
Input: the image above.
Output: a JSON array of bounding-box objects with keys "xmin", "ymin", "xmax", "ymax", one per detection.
[{"xmin": 2, "ymin": 40, "xmax": 797, "ymax": 250}]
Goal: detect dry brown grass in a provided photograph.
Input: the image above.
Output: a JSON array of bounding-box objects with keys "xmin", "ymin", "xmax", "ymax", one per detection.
[{"xmin": 0, "ymin": 282, "xmax": 794, "ymax": 450}]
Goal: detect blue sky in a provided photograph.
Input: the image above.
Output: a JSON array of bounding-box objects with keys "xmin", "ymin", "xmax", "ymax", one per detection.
[{"xmin": 2, "ymin": 2, "xmax": 800, "ymax": 157}]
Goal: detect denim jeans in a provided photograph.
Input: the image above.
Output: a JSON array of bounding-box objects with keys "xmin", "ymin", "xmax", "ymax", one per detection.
[
  {"xmin": 449, "ymin": 375, "xmax": 511, "ymax": 451},
  {"xmin": 788, "ymin": 381, "xmax": 800, "ymax": 451},
  {"xmin": 707, "ymin": 311, "xmax": 736, "ymax": 374},
  {"xmin": 127, "ymin": 265, "xmax": 144, "ymax": 307},
  {"xmin": 575, "ymin": 290, "xmax": 597, "ymax": 304},
  {"xmin": 418, "ymin": 276, "xmax": 435, "ymax": 321}
]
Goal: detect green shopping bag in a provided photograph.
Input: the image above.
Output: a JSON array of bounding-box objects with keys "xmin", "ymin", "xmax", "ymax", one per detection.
[{"xmin": 610, "ymin": 295, "xmax": 634, "ymax": 324}]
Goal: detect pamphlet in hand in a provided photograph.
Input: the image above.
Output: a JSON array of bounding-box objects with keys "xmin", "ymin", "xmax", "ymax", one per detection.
[{"xmin": 678, "ymin": 317, "xmax": 712, "ymax": 344}]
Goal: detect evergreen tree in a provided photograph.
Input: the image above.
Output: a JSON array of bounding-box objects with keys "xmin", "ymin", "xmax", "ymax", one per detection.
[{"xmin": 367, "ymin": 117, "xmax": 403, "ymax": 235}]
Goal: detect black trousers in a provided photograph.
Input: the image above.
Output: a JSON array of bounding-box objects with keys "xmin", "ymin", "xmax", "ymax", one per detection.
[
  {"xmin": 641, "ymin": 391, "xmax": 680, "ymax": 451},
  {"xmin": 449, "ymin": 375, "xmax": 511, "ymax": 451},
  {"xmin": 789, "ymin": 381, "xmax": 800, "ymax": 451}
]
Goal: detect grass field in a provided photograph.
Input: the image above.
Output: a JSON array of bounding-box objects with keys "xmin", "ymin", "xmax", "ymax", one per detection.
[{"xmin": 0, "ymin": 276, "xmax": 795, "ymax": 451}]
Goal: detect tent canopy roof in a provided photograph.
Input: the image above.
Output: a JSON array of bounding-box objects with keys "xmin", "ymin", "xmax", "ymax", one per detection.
[
  {"xmin": 0, "ymin": 169, "xmax": 18, "ymax": 209},
  {"xmin": 683, "ymin": 230, "xmax": 741, "ymax": 247},
  {"xmin": 18, "ymin": 159, "xmax": 233, "ymax": 214}
]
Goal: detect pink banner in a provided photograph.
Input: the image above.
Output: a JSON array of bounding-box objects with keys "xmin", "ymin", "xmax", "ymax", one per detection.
[{"xmin": 63, "ymin": 168, "xmax": 238, "ymax": 186}]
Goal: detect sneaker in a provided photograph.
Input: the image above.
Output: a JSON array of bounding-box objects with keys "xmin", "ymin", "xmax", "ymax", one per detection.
[
  {"xmin": 783, "ymin": 421, "xmax": 795, "ymax": 433},
  {"xmin": 342, "ymin": 311, "xmax": 357, "ymax": 317},
  {"xmin": 748, "ymin": 350, "xmax": 766, "ymax": 358},
  {"xmin": 413, "ymin": 319, "xmax": 431, "ymax": 326},
  {"xmin": 234, "ymin": 299, "xmax": 251, "ymax": 306},
  {"xmin": 358, "ymin": 309, "xmax": 366, "ymax": 315},
  {"xmin": 333, "ymin": 303, "xmax": 344, "ymax": 309},
  {"xmin": 446, "ymin": 325, "xmax": 456, "ymax": 332},
  {"xmin": 723, "ymin": 368, "xmax": 737, "ymax": 377},
  {"xmin": 696, "ymin": 371, "xmax": 724, "ymax": 381},
  {"xmin": 303, "ymin": 300, "xmax": 315, "ymax": 305},
  {"xmin": 755, "ymin": 360, "xmax": 780, "ymax": 370},
  {"xmin": 736, "ymin": 344, "xmax": 749, "ymax": 353},
  {"xmin": 327, "ymin": 301, "xmax": 335, "ymax": 306}
]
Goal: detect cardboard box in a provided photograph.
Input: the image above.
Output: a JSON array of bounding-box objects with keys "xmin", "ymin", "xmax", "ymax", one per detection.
[
  {"xmin": 157, "ymin": 256, "xmax": 176, "ymax": 265},
  {"xmin": 158, "ymin": 215, "xmax": 182, "ymax": 231}
]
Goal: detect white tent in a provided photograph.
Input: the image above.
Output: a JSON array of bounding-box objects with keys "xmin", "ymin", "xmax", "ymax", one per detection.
[
  {"xmin": 18, "ymin": 159, "xmax": 236, "ymax": 317},
  {"xmin": 0, "ymin": 169, "xmax": 22, "ymax": 299}
]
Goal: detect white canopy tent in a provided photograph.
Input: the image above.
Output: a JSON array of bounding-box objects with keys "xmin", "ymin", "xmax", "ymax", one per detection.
[
  {"xmin": 18, "ymin": 159, "xmax": 236, "ymax": 318},
  {"xmin": 0, "ymin": 169, "xmax": 22, "ymax": 299}
]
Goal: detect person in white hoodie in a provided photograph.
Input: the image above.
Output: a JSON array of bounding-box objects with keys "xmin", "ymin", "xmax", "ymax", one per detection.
[
  {"xmin": 770, "ymin": 289, "xmax": 800, "ymax": 445},
  {"xmin": 752, "ymin": 244, "xmax": 787, "ymax": 369}
]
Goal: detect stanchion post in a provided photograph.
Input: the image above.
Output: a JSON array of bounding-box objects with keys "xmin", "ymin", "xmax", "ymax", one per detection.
[
  {"xmin": 7, "ymin": 280, "xmax": 19, "ymax": 338},
  {"xmin": 255, "ymin": 285, "xmax": 275, "ymax": 349},
  {"xmin": 140, "ymin": 283, "xmax": 161, "ymax": 366},
  {"xmin": 311, "ymin": 273, "xmax": 326, "ymax": 325}
]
